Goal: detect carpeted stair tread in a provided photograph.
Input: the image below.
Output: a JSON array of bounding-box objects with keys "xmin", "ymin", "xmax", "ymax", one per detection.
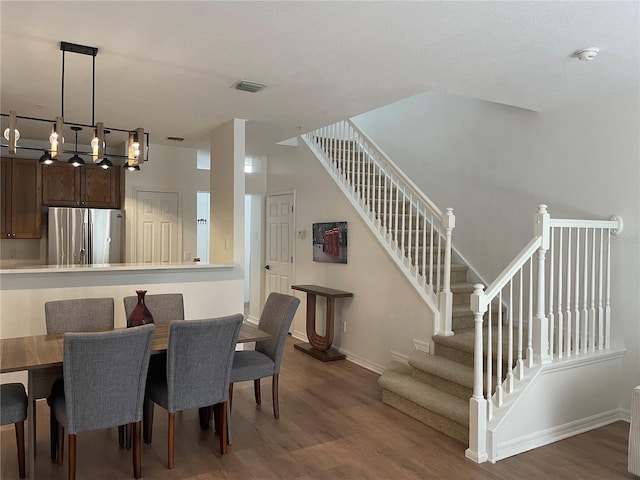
[
  {"xmin": 452, "ymin": 304, "xmax": 473, "ymax": 317},
  {"xmin": 408, "ymin": 351, "xmax": 474, "ymax": 388},
  {"xmin": 450, "ymin": 282, "xmax": 476, "ymax": 293},
  {"xmin": 378, "ymin": 361, "xmax": 469, "ymax": 427}
]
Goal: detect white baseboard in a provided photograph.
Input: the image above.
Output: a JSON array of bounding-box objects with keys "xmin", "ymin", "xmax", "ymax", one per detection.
[
  {"xmin": 245, "ymin": 315, "xmax": 259, "ymax": 326},
  {"xmin": 289, "ymin": 331, "xmax": 385, "ymax": 375},
  {"xmin": 493, "ymin": 409, "xmax": 627, "ymax": 462},
  {"xmin": 390, "ymin": 350, "xmax": 409, "ymax": 364}
]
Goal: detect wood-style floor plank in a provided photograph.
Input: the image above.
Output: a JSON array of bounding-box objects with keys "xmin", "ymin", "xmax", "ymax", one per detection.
[{"xmin": 0, "ymin": 337, "xmax": 634, "ymax": 479}]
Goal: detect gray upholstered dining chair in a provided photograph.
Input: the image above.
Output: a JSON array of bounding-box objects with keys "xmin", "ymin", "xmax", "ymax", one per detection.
[
  {"xmin": 229, "ymin": 292, "xmax": 300, "ymax": 419},
  {"xmin": 50, "ymin": 324, "xmax": 155, "ymax": 480},
  {"xmin": 144, "ymin": 314, "xmax": 243, "ymax": 469},
  {"xmin": 44, "ymin": 297, "xmax": 116, "ymax": 460},
  {"xmin": 123, "ymin": 293, "xmax": 184, "ymax": 324},
  {"xmin": 0, "ymin": 383, "xmax": 28, "ymax": 478},
  {"xmin": 124, "ymin": 292, "xmax": 184, "ymax": 445},
  {"xmin": 45, "ymin": 297, "xmax": 115, "ymax": 334}
]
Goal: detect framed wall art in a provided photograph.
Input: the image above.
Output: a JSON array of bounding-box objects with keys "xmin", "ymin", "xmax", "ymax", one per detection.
[{"xmin": 312, "ymin": 221, "xmax": 348, "ymax": 264}]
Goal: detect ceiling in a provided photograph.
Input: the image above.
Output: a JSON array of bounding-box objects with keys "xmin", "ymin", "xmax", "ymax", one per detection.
[{"xmin": 1, "ymin": 1, "xmax": 638, "ymax": 156}]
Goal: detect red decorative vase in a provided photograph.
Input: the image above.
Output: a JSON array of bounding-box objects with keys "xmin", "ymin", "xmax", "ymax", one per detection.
[{"xmin": 127, "ymin": 290, "xmax": 154, "ymax": 327}]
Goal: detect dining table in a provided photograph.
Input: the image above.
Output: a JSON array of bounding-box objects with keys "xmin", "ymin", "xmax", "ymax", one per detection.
[{"xmin": 0, "ymin": 321, "xmax": 271, "ymax": 479}]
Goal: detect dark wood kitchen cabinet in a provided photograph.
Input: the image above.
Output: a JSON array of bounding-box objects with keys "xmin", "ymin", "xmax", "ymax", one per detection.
[
  {"xmin": 42, "ymin": 162, "xmax": 121, "ymax": 209},
  {"xmin": 1, "ymin": 157, "xmax": 42, "ymax": 239}
]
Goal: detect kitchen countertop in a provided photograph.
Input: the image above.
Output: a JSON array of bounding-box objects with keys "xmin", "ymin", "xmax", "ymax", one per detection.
[{"xmin": 0, "ymin": 262, "xmax": 235, "ymax": 275}]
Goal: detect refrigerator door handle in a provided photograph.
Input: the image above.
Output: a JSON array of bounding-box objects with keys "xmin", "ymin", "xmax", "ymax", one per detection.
[{"xmin": 87, "ymin": 221, "xmax": 92, "ymax": 265}]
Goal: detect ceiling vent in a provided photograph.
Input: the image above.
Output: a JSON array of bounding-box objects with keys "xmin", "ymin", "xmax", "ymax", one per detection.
[
  {"xmin": 234, "ymin": 80, "xmax": 269, "ymax": 93},
  {"xmin": 166, "ymin": 136, "xmax": 184, "ymax": 142}
]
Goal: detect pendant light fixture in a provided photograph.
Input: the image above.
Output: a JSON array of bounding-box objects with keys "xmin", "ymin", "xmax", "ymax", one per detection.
[
  {"xmin": 91, "ymin": 122, "xmax": 105, "ymax": 162},
  {"xmin": 39, "ymin": 150, "xmax": 53, "ymax": 165},
  {"xmin": 3, "ymin": 110, "xmax": 19, "ymax": 154},
  {"xmin": 1, "ymin": 41, "xmax": 150, "ymax": 165},
  {"xmin": 97, "ymin": 129, "xmax": 112, "ymax": 169},
  {"xmin": 49, "ymin": 117, "xmax": 64, "ymax": 158},
  {"xmin": 67, "ymin": 126, "xmax": 85, "ymax": 167}
]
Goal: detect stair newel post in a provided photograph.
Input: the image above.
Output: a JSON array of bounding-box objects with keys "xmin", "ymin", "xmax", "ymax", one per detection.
[
  {"xmin": 439, "ymin": 208, "xmax": 455, "ymax": 336},
  {"xmin": 533, "ymin": 205, "xmax": 552, "ymax": 364},
  {"xmin": 466, "ymin": 283, "xmax": 489, "ymax": 464}
]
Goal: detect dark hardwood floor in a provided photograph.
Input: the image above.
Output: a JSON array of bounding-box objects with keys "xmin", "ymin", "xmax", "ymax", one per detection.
[{"xmin": 0, "ymin": 337, "xmax": 634, "ymax": 479}]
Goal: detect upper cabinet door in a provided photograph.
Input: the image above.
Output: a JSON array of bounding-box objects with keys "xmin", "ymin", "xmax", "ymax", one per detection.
[
  {"xmin": 42, "ymin": 162, "xmax": 81, "ymax": 206},
  {"xmin": 82, "ymin": 164, "xmax": 120, "ymax": 208},
  {"xmin": 1, "ymin": 158, "xmax": 11, "ymax": 237},
  {"xmin": 42, "ymin": 162, "xmax": 121, "ymax": 209},
  {"xmin": 1, "ymin": 157, "xmax": 42, "ymax": 239}
]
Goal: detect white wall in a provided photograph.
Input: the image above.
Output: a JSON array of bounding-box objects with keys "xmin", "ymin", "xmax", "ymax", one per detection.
[
  {"xmin": 267, "ymin": 145, "xmax": 433, "ymax": 372},
  {"xmin": 351, "ymin": 88, "xmax": 640, "ymax": 407},
  {"xmin": 124, "ymin": 143, "xmax": 206, "ymax": 263}
]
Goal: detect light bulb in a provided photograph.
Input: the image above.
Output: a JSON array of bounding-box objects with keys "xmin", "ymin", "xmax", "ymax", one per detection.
[
  {"xmin": 3, "ymin": 127, "xmax": 20, "ymax": 142},
  {"xmin": 91, "ymin": 135, "xmax": 99, "ymax": 160}
]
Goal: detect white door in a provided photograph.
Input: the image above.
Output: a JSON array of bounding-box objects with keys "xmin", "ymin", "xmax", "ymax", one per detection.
[
  {"xmin": 134, "ymin": 190, "xmax": 180, "ymax": 264},
  {"xmin": 265, "ymin": 193, "xmax": 294, "ymax": 297}
]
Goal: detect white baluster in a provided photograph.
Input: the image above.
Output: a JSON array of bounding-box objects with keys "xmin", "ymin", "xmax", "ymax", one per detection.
[
  {"xmin": 496, "ymin": 291, "xmax": 503, "ymax": 407},
  {"xmin": 565, "ymin": 228, "xmax": 572, "ymax": 356},
  {"xmin": 487, "ymin": 303, "xmax": 493, "ymax": 419},
  {"xmin": 436, "ymin": 230, "xmax": 442, "ymax": 292},
  {"xmin": 548, "ymin": 227, "xmax": 555, "ymax": 358},
  {"xmin": 506, "ymin": 282, "xmax": 514, "ymax": 393},
  {"xmin": 527, "ymin": 256, "xmax": 534, "ymax": 367},
  {"xmin": 605, "ymin": 229, "xmax": 611, "ymax": 349},
  {"xmin": 589, "ymin": 228, "xmax": 596, "ymax": 352},
  {"xmin": 597, "ymin": 229, "xmax": 604, "ymax": 350},
  {"xmin": 574, "ymin": 228, "xmax": 581, "ymax": 354},
  {"xmin": 422, "ymin": 214, "xmax": 427, "ymax": 288},
  {"xmin": 582, "ymin": 228, "xmax": 589, "ymax": 353},
  {"xmin": 517, "ymin": 268, "xmax": 524, "ymax": 380},
  {"xmin": 557, "ymin": 227, "xmax": 564, "ymax": 358},
  {"xmin": 428, "ymin": 215, "xmax": 434, "ymax": 288}
]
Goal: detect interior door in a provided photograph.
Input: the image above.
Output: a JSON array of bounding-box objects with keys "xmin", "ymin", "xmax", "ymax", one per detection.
[
  {"xmin": 134, "ymin": 190, "xmax": 180, "ymax": 264},
  {"xmin": 265, "ymin": 193, "xmax": 294, "ymax": 298}
]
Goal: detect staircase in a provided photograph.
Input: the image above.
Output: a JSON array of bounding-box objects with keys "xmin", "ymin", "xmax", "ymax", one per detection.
[
  {"xmin": 302, "ymin": 119, "xmax": 625, "ymax": 463},
  {"xmin": 302, "ymin": 120, "xmax": 478, "ymax": 443}
]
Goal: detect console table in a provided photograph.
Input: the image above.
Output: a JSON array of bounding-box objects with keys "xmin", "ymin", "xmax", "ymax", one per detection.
[{"xmin": 291, "ymin": 284, "xmax": 353, "ymax": 361}]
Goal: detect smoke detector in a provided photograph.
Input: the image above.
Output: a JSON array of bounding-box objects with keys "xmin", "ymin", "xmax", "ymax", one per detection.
[
  {"xmin": 574, "ymin": 48, "xmax": 600, "ymax": 61},
  {"xmin": 233, "ymin": 80, "xmax": 269, "ymax": 93}
]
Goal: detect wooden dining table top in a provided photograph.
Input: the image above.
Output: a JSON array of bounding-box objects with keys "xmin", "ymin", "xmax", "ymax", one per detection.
[{"xmin": 0, "ymin": 322, "xmax": 270, "ymax": 374}]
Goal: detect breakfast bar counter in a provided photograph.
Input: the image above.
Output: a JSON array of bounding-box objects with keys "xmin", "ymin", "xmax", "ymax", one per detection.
[{"xmin": 0, "ymin": 262, "xmax": 245, "ymax": 339}]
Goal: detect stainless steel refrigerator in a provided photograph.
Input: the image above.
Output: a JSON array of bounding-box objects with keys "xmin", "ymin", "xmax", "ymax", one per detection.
[{"xmin": 48, "ymin": 207, "xmax": 124, "ymax": 265}]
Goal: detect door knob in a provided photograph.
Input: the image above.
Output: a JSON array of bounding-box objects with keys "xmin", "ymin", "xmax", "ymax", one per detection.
[{"xmin": 264, "ymin": 265, "xmax": 271, "ymax": 270}]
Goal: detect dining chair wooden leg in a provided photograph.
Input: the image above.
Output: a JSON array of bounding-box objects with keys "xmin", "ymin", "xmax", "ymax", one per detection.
[
  {"xmin": 209, "ymin": 403, "xmax": 222, "ymax": 435},
  {"xmin": 254, "ymin": 379, "xmax": 261, "ymax": 405},
  {"xmin": 143, "ymin": 399, "xmax": 154, "ymax": 444},
  {"xmin": 198, "ymin": 406, "xmax": 211, "ymax": 430},
  {"xmin": 218, "ymin": 402, "xmax": 228, "ymax": 455},
  {"xmin": 15, "ymin": 420, "xmax": 25, "ymax": 479},
  {"xmin": 228, "ymin": 384, "xmax": 234, "ymax": 411},
  {"xmin": 118, "ymin": 425, "xmax": 126, "ymax": 448},
  {"xmin": 31, "ymin": 400, "xmax": 36, "ymax": 457},
  {"xmin": 50, "ymin": 408, "xmax": 58, "ymax": 461},
  {"xmin": 126, "ymin": 423, "xmax": 133, "ymax": 449},
  {"xmin": 272, "ymin": 374, "xmax": 280, "ymax": 419},
  {"xmin": 68, "ymin": 434, "xmax": 76, "ymax": 480},
  {"xmin": 132, "ymin": 421, "xmax": 142, "ymax": 479},
  {"xmin": 56, "ymin": 422, "xmax": 65, "ymax": 466},
  {"xmin": 168, "ymin": 412, "xmax": 175, "ymax": 470}
]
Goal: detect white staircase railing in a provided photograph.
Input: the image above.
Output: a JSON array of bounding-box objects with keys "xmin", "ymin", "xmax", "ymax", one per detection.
[
  {"xmin": 301, "ymin": 120, "xmax": 455, "ymax": 335},
  {"xmin": 466, "ymin": 204, "xmax": 623, "ymax": 463}
]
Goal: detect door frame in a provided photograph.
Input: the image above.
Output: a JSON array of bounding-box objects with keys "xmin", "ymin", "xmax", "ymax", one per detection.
[{"xmin": 130, "ymin": 187, "xmax": 183, "ymax": 264}]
